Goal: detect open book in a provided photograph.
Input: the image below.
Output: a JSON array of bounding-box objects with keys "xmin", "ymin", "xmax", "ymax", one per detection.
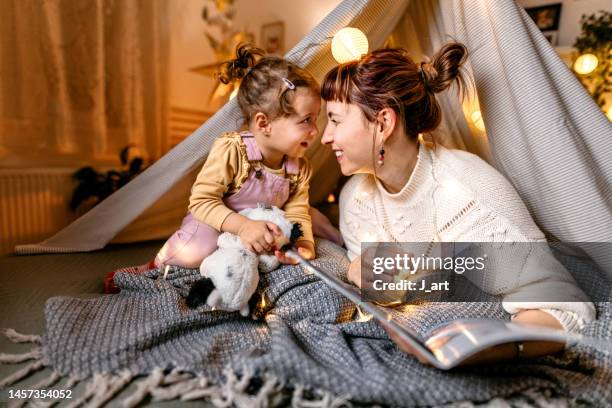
[{"xmin": 286, "ymin": 250, "xmax": 577, "ymax": 370}]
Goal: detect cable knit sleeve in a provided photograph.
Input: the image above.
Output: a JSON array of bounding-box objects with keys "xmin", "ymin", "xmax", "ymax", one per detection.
[
  {"xmin": 188, "ymin": 134, "xmax": 243, "ymax": 231},
  {"xmin": 283, "ymin": 158, "xmax": 314, "ymax": 245}
]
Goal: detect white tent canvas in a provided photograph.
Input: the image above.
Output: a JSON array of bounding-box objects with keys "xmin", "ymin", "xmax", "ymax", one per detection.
[{"xmin": 16, "ymin": 0, "xmax": 612, "ymax": 277}]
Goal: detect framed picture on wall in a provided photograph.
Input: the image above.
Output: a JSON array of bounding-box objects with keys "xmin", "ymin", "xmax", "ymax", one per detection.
[
  {"xmin": 525, "ymin": 4, "xmax": 562, "ymax": 31},
  {"xmin": 543, "ymin": 31, "xmax": 559, "ymax": 46},
  {"xmin": 261, "ymin": 21, "xmax": 285, "ymax": 55},
  {"xmin": 525, "ymin": 3, "xmax": 562, "ymax": 47}
]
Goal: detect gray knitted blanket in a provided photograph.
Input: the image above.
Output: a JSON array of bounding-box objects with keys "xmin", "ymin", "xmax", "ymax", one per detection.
[{"xmin": 2, "ymin": 239, "xmax": 611, "ymax": 407}]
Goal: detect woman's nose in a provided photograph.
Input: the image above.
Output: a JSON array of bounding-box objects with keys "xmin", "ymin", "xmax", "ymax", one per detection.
[{"xmin": 321, "ymin": 126, "xmax": 332, "ymax": 145}]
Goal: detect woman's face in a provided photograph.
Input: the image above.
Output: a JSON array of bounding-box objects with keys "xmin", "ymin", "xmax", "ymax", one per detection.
[{"xmin": 321, "ymin": 101, "xmax": 375, "ymax": 176}]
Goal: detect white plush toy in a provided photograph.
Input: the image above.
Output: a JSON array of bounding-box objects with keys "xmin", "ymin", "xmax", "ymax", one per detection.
[{"xmin": 186, "ymin": 204, "xmax": 302, "ymax": 316}]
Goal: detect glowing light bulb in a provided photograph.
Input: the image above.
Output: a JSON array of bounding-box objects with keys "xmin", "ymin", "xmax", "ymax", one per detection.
[
  {"xmin": 470, "ymin": 110, "xmax": 486, "ymax": 131},
  {"xmin": 355, "ymin": 305, "xmax": 373, "ymax": 322},
  {"xmin": 331, "ymin": 27, "xmax": 369, "ymax": 63},
  {"xmin": 574, "ymin": 53, "xmax": 598, "ymax": 75}
]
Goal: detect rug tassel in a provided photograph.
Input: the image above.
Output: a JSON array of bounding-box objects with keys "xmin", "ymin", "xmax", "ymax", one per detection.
[
  {"xmin": 0, "ymin": 359, "xmax": 45, "ymax": 388},
  {"xmin": 1, "ymin": 328, "xmax": 42, "ymax": 344},
  {"xmin": 122, "ymin": 367, "xmax": 164, "ymax": 408},
  {"xmin": 0, "ymin": 347, "xmax": 42, "ymax": 363}
]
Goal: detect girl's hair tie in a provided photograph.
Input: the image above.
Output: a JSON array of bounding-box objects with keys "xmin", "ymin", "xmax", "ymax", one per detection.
[
  {"xmin": 282, "ymin": 77, "xmax": 296, "ymax": 90},
  {"xmin": 418, "ymin": 62, "xmax": 430, "ymax": 90}
]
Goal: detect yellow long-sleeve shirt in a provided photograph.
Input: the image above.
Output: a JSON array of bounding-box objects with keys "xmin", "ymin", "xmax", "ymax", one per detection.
[{"xmin": 188, "ymin": 132, "xmax": 314, "ymax": 244}]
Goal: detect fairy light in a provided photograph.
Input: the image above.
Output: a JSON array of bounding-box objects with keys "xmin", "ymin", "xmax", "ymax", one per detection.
[
  {"xmin": 355, "ymin": 305, "xmax": 373, "ymax": 322},
  {"xmin": 331, "ymin": 27, "xmax": 369, "ymax": 63},
  {"xmin": 327, "ymin": 193, "xmax": 336, "ymax": 203},
  {"xmin": 573, "ymin": 53, "xmax": 598, "ymax": 75}
]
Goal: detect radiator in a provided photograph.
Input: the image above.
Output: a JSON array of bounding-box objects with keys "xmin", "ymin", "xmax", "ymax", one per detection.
[
  {"xmin": 168, "ymin": 106, "xmax": 213, "ymax": 148},
  {"xmin": 0, "ymin": 168, "xmax": 75, "ymax": 256}
]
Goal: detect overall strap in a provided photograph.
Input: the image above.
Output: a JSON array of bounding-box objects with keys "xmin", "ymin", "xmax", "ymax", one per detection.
[
  {"xmin": 284, "ymin": 157, "xmax": 300, "ymax": 175},
  {"xmin": 239, "ymin": 131, "xmax": 263, "ymax": 161}
]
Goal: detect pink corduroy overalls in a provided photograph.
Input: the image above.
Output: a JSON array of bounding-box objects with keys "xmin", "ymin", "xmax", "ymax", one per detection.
[{"xmin": 154, "ymin": 131, "xmax": 300, "ymax": 268}]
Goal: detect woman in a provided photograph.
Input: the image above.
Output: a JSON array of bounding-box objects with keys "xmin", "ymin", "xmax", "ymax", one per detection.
[{"xmin": 320, "ymin": 43, "xmax": 595, "ymax": 363}]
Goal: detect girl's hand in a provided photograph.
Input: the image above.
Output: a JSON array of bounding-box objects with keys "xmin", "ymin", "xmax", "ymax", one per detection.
[
  {"xmin": 274, "ymin": 241, "xmax": 315, "ymax": 264},
  {"xmin": 238, "ymin": 219, "xmax": 281, "ymax": 254}
]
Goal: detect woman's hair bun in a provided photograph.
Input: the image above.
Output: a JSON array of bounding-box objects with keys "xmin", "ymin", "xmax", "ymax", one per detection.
[
  {"xmin": 420, "ymin": 42, "xmax": 467, "ymax": 94},
  {"xmin": 219, "ymin": 43, "xmax": 264, "ymax": 85}
]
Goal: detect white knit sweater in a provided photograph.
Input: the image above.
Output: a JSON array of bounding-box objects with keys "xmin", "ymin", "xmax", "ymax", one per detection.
[{"xmin": 339, "ymin": 143, "xmax": 595, "ymax": 332}]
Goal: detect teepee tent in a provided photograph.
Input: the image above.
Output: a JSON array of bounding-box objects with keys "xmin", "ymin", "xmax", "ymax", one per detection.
[{"xmin": 16, "ymin": 0, "xmax": 612, "ymax": 277}]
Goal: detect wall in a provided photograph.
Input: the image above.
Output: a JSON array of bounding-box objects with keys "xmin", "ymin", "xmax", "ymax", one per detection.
[
  {"xmin": 517, "ymin": 0, "xmax": 611, "ymax": 46},
  {"xmin": 168, "ymin": 0, "xmax": 341, "ymax": 111}
]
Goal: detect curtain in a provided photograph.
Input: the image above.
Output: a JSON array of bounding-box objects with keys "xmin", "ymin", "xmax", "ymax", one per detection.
[{"xmin": 0, "ymin": 0, "xmax": 170, "ymax": 167}]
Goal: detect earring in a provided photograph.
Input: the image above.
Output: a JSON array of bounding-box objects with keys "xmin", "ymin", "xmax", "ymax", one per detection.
[{"xmin": 378, "ymin": 146, "xmax": 385, "ymax": 166}]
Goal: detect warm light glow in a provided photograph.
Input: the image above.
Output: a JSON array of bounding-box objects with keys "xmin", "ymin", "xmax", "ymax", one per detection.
[
  {"xmin": 607, "ymin": 106, "xmax": 612, "ymax": 121},
  {"xmin": 470, "ymin": 110, "xmax": 486, "ymax": 131},
  {"xmin": 327, "ymin": 193, "xmax": 336, "ymax": 203},
  {"xmin": 331, "ymin": 27, "xmax": 369, "ymax": 63},
  {"xmin": 574, "ymin": 53, "xmax": 598, "ymax": 75},
  {"xmin": 229, "ymin": 87, "xmax": 239, "ymax": 100},
  {"xmin": 355, "ymin": 305, "xmax": 373, "ymax": 322}
]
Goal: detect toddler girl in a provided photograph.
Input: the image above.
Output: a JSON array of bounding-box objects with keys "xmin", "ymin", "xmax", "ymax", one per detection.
[{"xmin": 104, "ymin": 44, "xmax": 321, "ymax": 293}]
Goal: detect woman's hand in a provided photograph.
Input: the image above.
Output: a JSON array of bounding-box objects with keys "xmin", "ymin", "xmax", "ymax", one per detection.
[
  {"xmin": 347, "ymin": 245, "xmax": 400, "ymax": 288},
  {"xmin": 237, "ymin": 219, "xmax": 281, "ymax": 254},
  {"xmin": 274, "ymin": 240, "xmax": 315, "ymax": 265}
]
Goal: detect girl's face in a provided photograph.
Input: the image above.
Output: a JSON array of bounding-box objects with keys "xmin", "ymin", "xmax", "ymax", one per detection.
[
  {"xmin": 321, "ymin": 101, "xmax": 375, "ymax": 176},
  {"xmin": 269, "ymin": 88, "xmax": 321, "ymax": 159}
]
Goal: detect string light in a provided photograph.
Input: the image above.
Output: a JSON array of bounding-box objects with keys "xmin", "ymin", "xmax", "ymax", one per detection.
[
  {"xmin": 327, "ymin": 193, "xmax": 336, "ymax": 203},
  {"xmin": 355, "ymin": 305, "xmax": 373, "ymax": 322},
  {"xmin": 573, "ymin": 53, "xmax": 598, "ymax": 75},
  {"xmin": 331, "ymin": 27, "xmax": 368, "ymax": 63}
]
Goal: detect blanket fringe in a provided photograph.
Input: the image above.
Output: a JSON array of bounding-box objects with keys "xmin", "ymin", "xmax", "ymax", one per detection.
[
  {"xmin": 1, "ymin": 328, "xmax": 42, "ymax": 344},
  {"xmin": 0, "ymin": 352, "xmax": 349, "ymax": 408},
  {"xmin": 292, "ymin": 384, "xmax": 352, "ymax": 408},
  {"xmin": 121, "ymin": 367, "xmax": 164, "ymax": 408},
  {"xmin": 0, "ymin": 347, "xmax": 42, "ymax": 364},
  {"xmin": 65, "ymin": 371, "xmax": 129, "ymax": 408},
  {"xmin": 0, "ymin": 359, "xmax": 45, "ymax": 388}
]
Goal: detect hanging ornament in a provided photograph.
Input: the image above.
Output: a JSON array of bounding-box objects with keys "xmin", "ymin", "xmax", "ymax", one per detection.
[
  {"xmin": 573, "ymin": 53, "xmax": 598, "ymax": 75},
  {"xmin": 331, "ymin": 27, "xmax": 369, "ymax": 63}
]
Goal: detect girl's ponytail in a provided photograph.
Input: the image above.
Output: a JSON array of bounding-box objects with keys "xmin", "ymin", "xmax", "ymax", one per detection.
[{"xmin": 219, "ymin": 43, "xmax": 264, "ymax": 84}]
